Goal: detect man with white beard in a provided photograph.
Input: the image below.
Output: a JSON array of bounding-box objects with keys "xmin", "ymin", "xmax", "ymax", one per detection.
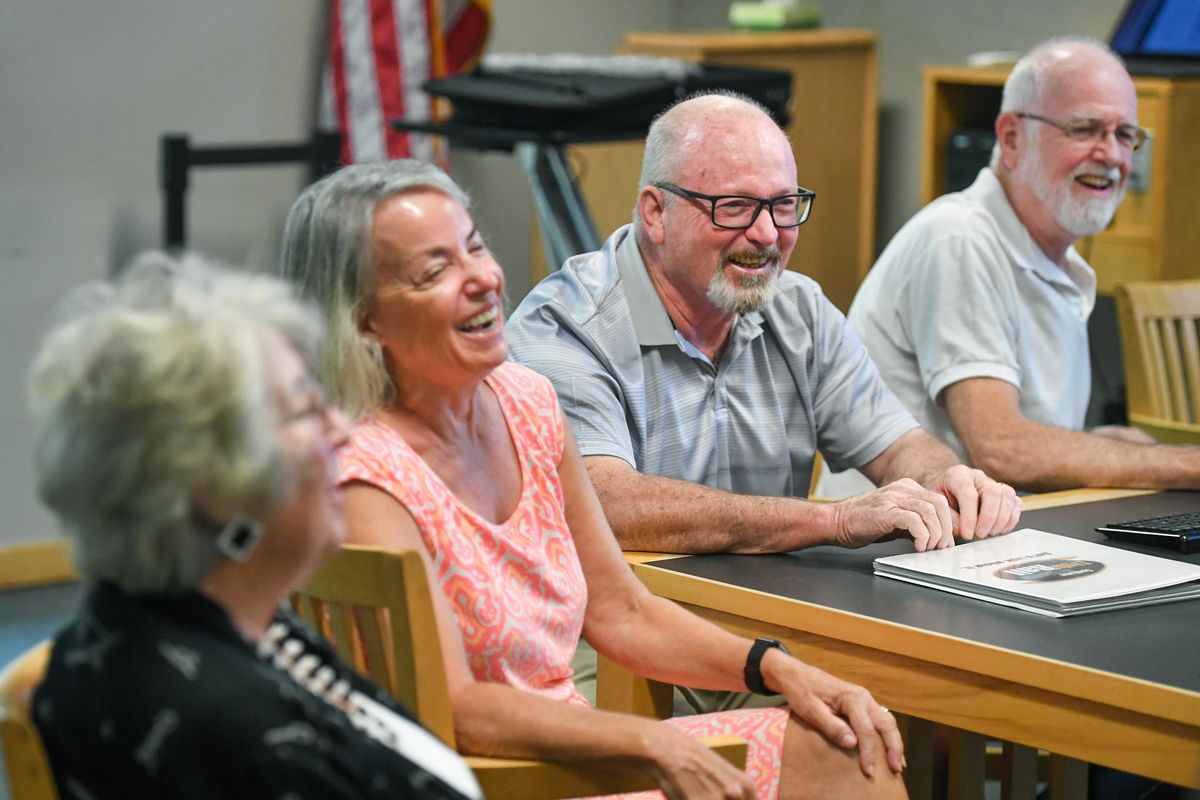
[{"xmin": 848, "ymin": 37, "xmax": 1200, "ymax": 493}]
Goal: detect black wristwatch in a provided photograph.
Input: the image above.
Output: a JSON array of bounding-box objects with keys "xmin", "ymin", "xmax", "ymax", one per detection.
[{"xmin": 743, "ymin": 637, "xmax": 789, "ymax": 695}]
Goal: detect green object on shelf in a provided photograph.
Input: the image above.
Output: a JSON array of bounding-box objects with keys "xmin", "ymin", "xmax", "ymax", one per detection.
[{"xmin": 728, "ymin": 2, "xmax": 821, "ymax": 30}]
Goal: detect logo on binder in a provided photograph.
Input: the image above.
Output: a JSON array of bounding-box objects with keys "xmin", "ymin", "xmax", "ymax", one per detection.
[{"xmin": 993, "ymin": 556, "xmax": 1105, "ymax": 582}]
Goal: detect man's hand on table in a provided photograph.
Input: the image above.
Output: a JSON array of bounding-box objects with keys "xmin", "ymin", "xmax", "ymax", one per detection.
[{"xmin": 828, "ymin": 466, "xmax": 1020, "ymax": 552}]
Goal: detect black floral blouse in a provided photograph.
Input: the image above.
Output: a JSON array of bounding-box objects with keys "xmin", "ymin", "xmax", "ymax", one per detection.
[{"xmin": 35, "ymin": 582, "xmax": 479, "ymax": 800}]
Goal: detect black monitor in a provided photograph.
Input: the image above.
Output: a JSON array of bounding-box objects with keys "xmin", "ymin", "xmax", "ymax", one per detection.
[{"xmin": 1110, "ymin": 0, "xmax": 1200, "ymax": 75}]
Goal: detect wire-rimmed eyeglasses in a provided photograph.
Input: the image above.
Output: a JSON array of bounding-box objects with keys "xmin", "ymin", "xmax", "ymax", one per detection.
[
  {"xmin": 655, "ymin": 182, "xmax": 816, "ymax": 230},
  {"xmin": 1015, "ymin": 112, "xmax": 1150, "ymax": 151}
]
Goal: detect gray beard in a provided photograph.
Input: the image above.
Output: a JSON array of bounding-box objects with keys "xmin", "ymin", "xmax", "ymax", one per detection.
[
  {"xmin": 706, "ymin": 262, "xmax": 779, "ymax": 315},
  {"xmin": 1018, "ymin": 153, "xmax": 1124, "ymax": 239}
]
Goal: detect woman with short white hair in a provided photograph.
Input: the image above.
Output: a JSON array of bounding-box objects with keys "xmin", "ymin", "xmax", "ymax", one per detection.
[{"xmin": 29, "ymin": 253, "xmax": 481, "ymax": 800}]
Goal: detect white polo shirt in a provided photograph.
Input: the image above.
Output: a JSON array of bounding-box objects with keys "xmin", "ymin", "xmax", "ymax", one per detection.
[{"xmin": 847, "ymin": 168, "xmax": 1096, "ymax": 461}]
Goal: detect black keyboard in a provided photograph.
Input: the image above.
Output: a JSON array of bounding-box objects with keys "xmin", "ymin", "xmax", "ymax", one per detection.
[{"xmin": 1097, "ymin": 512, "xmax": 1200, "ymax": 554}]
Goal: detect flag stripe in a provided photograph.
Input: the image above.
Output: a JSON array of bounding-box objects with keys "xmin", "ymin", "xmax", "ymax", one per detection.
[
  {"xmin": 341, "ymin": 0, "xmax": 386, "ymax": 163},
  {"xmin": 444, "ymin": 1, "xmax": 489, "ymax": 74},
  {"xmin": 328, "ymin": 2, "xmax": 353, "ymax": 164},
  {"xmin": 394, "ymin": 0, "xmax": 434, "ymax": 161},
  {"xmin": 323, "ymin": 0, "xmax": 491, "ymax": 164},
  {"xmin": 369, "ymin": 0, "xmax": 408, "ymax": 158}
]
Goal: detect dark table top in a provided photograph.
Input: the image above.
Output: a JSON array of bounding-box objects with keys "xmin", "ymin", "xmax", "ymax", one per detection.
[{"xmin": 652, "ymin": 491, "xmax": 1200, "ymax": 694}]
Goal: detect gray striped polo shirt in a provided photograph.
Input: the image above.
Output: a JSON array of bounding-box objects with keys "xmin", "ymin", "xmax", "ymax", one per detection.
[{"xmin": 507, "ymin": 224, "xmax": 917, "ymax": 498}]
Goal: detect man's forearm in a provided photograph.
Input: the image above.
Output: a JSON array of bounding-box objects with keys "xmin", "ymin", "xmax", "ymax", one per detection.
[
  {"xmin": 969, "ymin": 420, "xmax": 1200, "ymax": 492},
  {"xmin": 586, "ymin": 457, "xmax": 835, "ymax": 554},
  {"xmin": 945, "ymin": 377, "xmax": 1200, "ymax": 491},
  {"xmin": 862, "ymin": 429, "xmax": 961, "ymax": 487}
]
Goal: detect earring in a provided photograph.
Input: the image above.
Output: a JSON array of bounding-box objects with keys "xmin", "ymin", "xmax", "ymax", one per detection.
[{"xmin": 215, "ymin": 515, "xmax": 263, "ymax": 562}]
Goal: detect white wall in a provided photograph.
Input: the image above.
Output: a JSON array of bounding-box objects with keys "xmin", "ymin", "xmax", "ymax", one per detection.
[
  {"xmin": 1, "ymin": 1, "xmax": 326, "ymax": 545},
  {"xmin": 0, "ymin": 0, "xmax": 671, "ymax": 546},
  {"xmin": 0, "ymin": 0, "xmax": 1132, "ymax": 546}
]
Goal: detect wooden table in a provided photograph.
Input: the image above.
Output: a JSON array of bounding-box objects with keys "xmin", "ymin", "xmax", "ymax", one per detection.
[{"xmin": 609, "ymin": 489, "xmax": 1200, "ymax": 797}]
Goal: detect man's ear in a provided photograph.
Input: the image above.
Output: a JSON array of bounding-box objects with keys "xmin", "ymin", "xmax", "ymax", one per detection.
[
  {"xmin": 637, "ymin": 186, "xmax": 668, "ymax": 245},
  {"xmin": 995, "ymin": 112, "xmax": 1024, "ymax": 171}
]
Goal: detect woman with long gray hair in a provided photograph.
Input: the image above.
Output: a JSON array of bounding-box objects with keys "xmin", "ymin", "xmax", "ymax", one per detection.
[{"xmin": 282, "ymin": 160, "xmax": 907, "ymax": 800}]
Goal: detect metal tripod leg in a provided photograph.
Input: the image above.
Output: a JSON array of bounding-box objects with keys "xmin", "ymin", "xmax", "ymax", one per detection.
[{"xmin": 518, "ymin": 142, "xmax": 601, "ymax": 273}]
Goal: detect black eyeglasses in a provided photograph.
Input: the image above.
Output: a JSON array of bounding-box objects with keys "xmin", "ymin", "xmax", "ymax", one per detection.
[
  {"xmin": 1015, "ymin": 112, "xmax": 1149, "ymax": 151},
  {"xmin": 655, "ymin": 182, "xmax": 816, "ymax": 230}
]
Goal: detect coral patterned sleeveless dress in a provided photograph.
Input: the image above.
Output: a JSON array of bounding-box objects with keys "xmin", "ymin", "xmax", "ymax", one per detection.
[{"xmin": 339, "ymin": 362, "xmax": 786, "ymax": 798}]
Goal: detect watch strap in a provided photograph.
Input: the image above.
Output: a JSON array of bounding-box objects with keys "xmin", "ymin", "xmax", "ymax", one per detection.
[{"xmin": 744, "ymin": 637, "xmax": 787, "ymax": 695}]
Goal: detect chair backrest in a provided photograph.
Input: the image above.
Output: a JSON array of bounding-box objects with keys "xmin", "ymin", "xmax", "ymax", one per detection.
[
  {"xmin": 291, "ymin": 546, "xmax": 456, "ymax": 747},
  {"xmin": 294, "ymin": 547, "xmax": 749, "ymax": 799},
  {"xmin": 0, "ymin": 641, "xmax": 59, "ymax": 800},
  {"xmin": 1114, "ymin": 279, "xmax": 1200, "ymax": 426},
  {"xmin": 807, "ymin": 451, "xmax": 826, "ymax": 498}
]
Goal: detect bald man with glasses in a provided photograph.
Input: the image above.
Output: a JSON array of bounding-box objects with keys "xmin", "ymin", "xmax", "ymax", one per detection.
[
  {"xmin": 507, "ymin": 91, "xmax": 1019, "ymax": 562},
  {"xmin": 849, "ymin": 37, "xmax": 1200, "ymax": 494},
  {"xmin": 507, "ymin": 90, "xmax": 1020, "ymax": 717}
]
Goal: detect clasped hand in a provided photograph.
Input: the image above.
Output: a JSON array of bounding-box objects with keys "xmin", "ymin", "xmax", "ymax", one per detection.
[{"xmin": 832, "ymin": 465, "xmax": 1020, "ymax": 551}]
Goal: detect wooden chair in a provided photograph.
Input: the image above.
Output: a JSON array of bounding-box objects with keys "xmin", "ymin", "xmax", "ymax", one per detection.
[
  {"xmin": 808, "ymin": 450, "xmax": 828, "ymax": 499},
  {"xmin": 1115, "ymin": 279, "xmax": 1200, "ymax": 444},
  {"xmin": 0, "ymin": 641, "xmax": 59, "ymax": 800},
  {"xmin": 292, "ymin": 545, "xmax": 747, "ymax": 799}
]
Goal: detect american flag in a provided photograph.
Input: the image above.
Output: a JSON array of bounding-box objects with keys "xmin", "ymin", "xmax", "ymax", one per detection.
[{"xmin": 322, "ymin": 0, "xmax": 490, "ymax": 164}]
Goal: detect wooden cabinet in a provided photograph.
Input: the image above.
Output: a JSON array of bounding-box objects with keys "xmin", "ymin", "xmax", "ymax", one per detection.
[
  {"xmin": 921, "ymin": 65, "xmax": 1200, "ymax": 294},
  {"xmin": 532, "ymin": 30, "xmax": 879, "ymax": 312}
]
